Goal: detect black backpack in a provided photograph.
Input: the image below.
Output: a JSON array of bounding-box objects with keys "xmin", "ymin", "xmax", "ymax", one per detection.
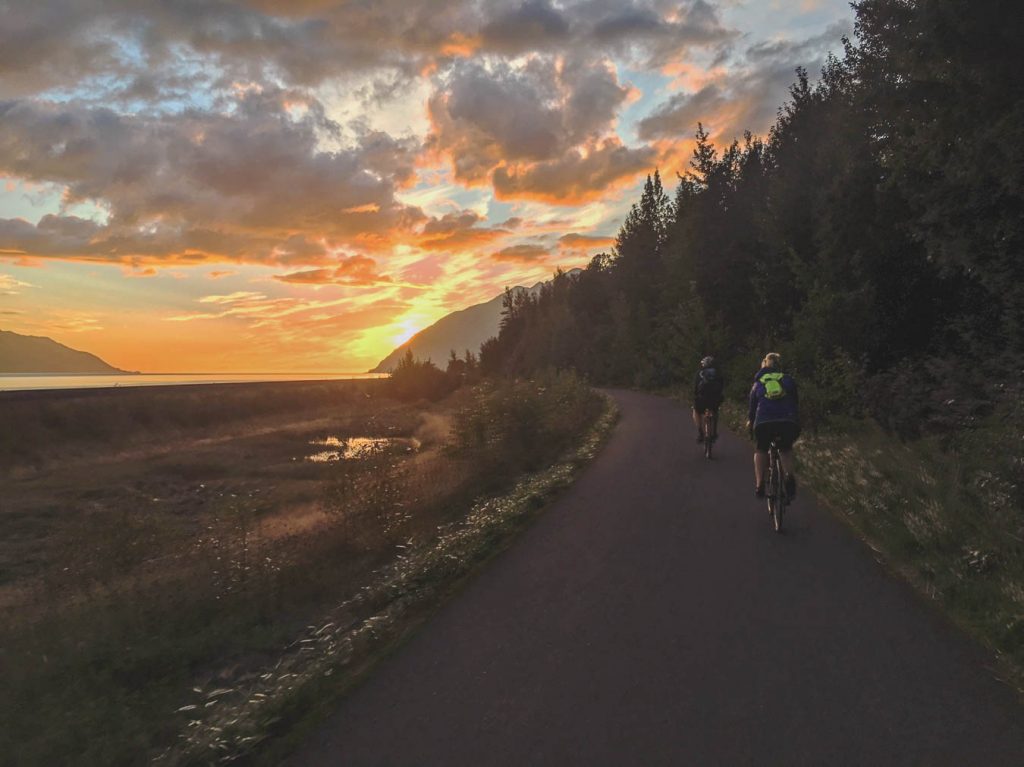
[{"xmin": 697, "ymin": 367, "xmax": 723, "ymax": 398}]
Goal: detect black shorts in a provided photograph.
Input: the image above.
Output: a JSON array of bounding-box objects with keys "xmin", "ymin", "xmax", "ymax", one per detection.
[
  {"xmin": 754, "ymin": 420, "xmax": 800, "ymax": 451},
  {"xmin": 694, "ymin": 398, "xmax": 721, "ymax": 415}
]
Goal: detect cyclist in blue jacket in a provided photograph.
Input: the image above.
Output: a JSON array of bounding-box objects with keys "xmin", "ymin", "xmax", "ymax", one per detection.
[{"xmin": 745, "ymin": 352, "xmax": 800, "ymax": 499}]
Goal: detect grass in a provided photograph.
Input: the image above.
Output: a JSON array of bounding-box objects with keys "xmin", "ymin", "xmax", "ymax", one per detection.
[{"xmin": 0, "ymin": 372, "xmax": 611, "ymax": 766}]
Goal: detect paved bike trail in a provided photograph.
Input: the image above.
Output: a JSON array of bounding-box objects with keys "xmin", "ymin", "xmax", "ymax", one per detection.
[{"xmin": 290, "ymin": 390, "xmax": 1024, "ymax": 765}]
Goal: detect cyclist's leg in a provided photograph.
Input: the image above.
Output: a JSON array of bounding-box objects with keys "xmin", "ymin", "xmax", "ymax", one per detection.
[
  {"xmin": 780, "ymin": 450, "xmax": 797, "ymax": 499},
  {"xmin": 710, "ymin": 406, "xmax": 720, "ymax": 440},
  {"xmin": 692, "ymin": 401, "xmax": 708, "ymax": 436},
  {"xmin": 777, "ymin": 422, "xmax": 801, "ymax": 498},
  {"xmin": 753, "ymin": 422, "xmax": 770, "ymax": 494},
  {"xmin": 754, "ymin": 450, "xmax": 767, "ymax": 492}
]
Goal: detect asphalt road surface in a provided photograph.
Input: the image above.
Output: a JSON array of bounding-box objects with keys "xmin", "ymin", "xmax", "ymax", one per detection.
[{"xmin": 291, "ymin": 390, "xmax": 1024, "ymax": 766}]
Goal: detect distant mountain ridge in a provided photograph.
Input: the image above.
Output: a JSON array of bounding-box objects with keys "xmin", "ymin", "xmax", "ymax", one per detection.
[
  {"xmin": 371, "ymin": 279, "xmax": 553, "ymax": 373},
  {"xmin": 0, "ymin": 330, "xmax": 132, "ymax": 374}
]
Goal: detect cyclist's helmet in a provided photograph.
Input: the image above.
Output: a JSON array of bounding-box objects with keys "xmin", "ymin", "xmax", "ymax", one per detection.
[{"xmin": 700, "ymin": 356, "xmax": 715, "ymax": 368}]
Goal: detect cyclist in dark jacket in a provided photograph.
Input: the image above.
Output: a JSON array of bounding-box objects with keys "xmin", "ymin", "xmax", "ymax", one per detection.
[
  {"xmin": 745, "ymin": 352, "xmax": 800, "ymax": 499},
  {"xmin": 692, "ymin": 355, "xmax": 725, "ymax": 443}
]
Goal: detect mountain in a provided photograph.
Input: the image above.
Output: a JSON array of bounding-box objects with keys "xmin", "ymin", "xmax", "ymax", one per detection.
[
  {"xmin": 0, "ymin": 330, "xmax": 132, "ymax": 374},
  {"xmin": 371, "ymin": 280, "xmax": 549, "ymax": 373}
]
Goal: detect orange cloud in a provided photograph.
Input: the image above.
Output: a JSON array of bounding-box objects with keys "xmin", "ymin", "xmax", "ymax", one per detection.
[
  {"xmin": 661, "ymin": 59, "xmax": 729, "ymax": 91},
  {"xmin": 558, "ymin": 233, "xmax": 614, "ymax": 250},
  {"xmin": 554, "ymin": 232, "xmax": 615, "ymax": 262},
  {"xmin": 272, "ymin": 255, "xmax": 393, "ymax": 286},
  {"xmin": 651, "ymin": 137, "xmax": 701, "ymax": 180},
  {"xmin": 493, "ymin": 244, "xmax": 549, "ymax": 263},
  {"xmin": 123, "ymin": 266, "xmax": 158, "ymax": 278}
]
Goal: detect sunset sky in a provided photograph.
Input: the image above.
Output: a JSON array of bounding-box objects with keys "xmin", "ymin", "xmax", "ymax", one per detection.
[{"xmin": 1, "ymin": 0, "xmax": 853, "ymax": 373}]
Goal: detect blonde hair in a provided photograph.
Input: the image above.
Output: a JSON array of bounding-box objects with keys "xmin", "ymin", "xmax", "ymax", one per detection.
[{"xmin": 762, "ymin": 352, "xmax": 781, "ymax": 368}]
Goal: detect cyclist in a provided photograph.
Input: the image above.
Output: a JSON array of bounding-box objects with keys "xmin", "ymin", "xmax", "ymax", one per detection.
[
  {"xmin": 692, "ymin": 356, "xmax": 724, "ymax": 443},
  {"xmin": 745, "ymin": 352, "xmax": 800, "ymax": 499}
]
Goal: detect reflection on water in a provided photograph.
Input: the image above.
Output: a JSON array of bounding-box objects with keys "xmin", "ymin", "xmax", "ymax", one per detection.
[{"xmin": 306, "ymin": 436, "xmax": 419, "ymax": 463}]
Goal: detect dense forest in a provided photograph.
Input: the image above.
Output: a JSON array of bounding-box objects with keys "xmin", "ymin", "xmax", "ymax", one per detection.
[{"xmin": 480, "ymin": 0, "xmax": 1023, "ymax": 439}]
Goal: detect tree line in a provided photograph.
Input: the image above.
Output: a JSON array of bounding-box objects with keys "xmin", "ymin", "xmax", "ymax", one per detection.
[{"xmin": 479, "ymin": 0, "xmax": 1023, "ymax": 438}]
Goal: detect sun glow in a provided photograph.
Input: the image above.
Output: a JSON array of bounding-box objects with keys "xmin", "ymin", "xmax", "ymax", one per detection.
[{"xmin": 391, "ymin": 317, "xmax": 426, "ymax": 347}]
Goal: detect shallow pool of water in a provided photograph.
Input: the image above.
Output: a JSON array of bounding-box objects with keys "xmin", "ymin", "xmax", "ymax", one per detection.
[{"xmin": 306, "ymin": 436, "xmax": 418, "ymax": 462}]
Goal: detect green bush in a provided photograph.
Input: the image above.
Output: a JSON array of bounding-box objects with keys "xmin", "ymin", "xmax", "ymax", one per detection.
[
  {"xmin": 452, "ymin": 371, "xmax": 603, "ymax": 482},
  {"xmin": 387, "ymin": 350, "xmax": 453, "ymax": 402}
]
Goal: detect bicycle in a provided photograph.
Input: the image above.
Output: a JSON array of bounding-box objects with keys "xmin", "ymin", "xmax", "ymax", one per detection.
[
  {"xmin": 765, "ymin": 437, "xmax": 789, "ymax": 533},
  {"xmin": 701, "ymin": 408, "xmax": 717, "ymax": 460}
]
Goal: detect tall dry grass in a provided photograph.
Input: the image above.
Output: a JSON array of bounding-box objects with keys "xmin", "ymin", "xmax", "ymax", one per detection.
[
  {"xmin": 0, "ymin": 372, "xmax": 604, "ymax": 765},
  {"xmin": 0, "ymin": 379, "xmax": 383, "ymax": 470}
]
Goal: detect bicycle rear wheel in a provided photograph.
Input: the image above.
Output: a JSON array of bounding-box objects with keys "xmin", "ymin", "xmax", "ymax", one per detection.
[
  {"xmin": 704, "ymin": 413, "xmax": 713, "ymax": 460},
  {"xmin": 769, "ymin": 450, "xmax": 784, "ymax": 533}
]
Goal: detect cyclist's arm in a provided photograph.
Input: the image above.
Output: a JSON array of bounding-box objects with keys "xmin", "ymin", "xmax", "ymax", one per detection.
[
  {"xmin": 789, "ymin": 378, "xmax": 799, "ymax": 409},
  {"xmin": 747, "ymin": 384, "xmax": 758, "ymax": 424}
]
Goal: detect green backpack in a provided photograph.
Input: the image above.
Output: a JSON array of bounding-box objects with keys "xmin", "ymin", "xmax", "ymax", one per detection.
[{"xmin": 759, "ymin": 372, "xmax": 787, "ymax": 400}]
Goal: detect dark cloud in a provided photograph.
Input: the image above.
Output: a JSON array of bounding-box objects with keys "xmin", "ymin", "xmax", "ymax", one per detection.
[
  {"xmin": 0, "ymin": 1, "xmax": 121, "ymax": 98},
  {"xmin": 0, "ymin": 214, "xmax": 326, "ymax": 266},
  {"xmin": 417, "ymin": 210, "xmax": 509, "ymax": 250},
  {"xmin": 2, "ymin": 1, "xmax": 737, "ymax": 100},
  {"xmin": 427, "ymin": 55, "xmax": 641, "ymax": 196},
  {"xmin": 428, "ymin": 57, "xmax": 609, "ymax": 183},
  {"xmin": 637, "ymin": 83, "xmax": 729, "ymax": 139},
  {"xmin": 480, "ymin": 0, "xmax": 571, "ymax": 53},
  {"xmin": 575, "ymin": 0, "xmax": 735, "ymax": 65},
  {"xmin": 421, "ymin": 210, "xmax": 484, "ymax": 235},
  {"xmin": 493, "ymin": 138, "xmax": 656, "ymax": 203},
  {"xmin": 637, "ymin": 20, "xmax": 852, "ymax": 141},
  {"xmin": 0, "ymin": 89, "xmax": 425, "ymax": 264}
]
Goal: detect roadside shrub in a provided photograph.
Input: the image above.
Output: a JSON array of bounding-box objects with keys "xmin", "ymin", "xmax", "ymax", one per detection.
[
  {"xmin": 796, "ymin": 350, "xmax": 865, "ymax": 431},
  {"xmin": 387, "ymin": 350, "xmax": 453, "ymax": 401},
  {"xmin": 865, "ymin": 355, "xmax": 994, "ymax": 439},
  {"xmin": 451, "ymin": 370, "xmax": 602, "ymax": 482}
]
